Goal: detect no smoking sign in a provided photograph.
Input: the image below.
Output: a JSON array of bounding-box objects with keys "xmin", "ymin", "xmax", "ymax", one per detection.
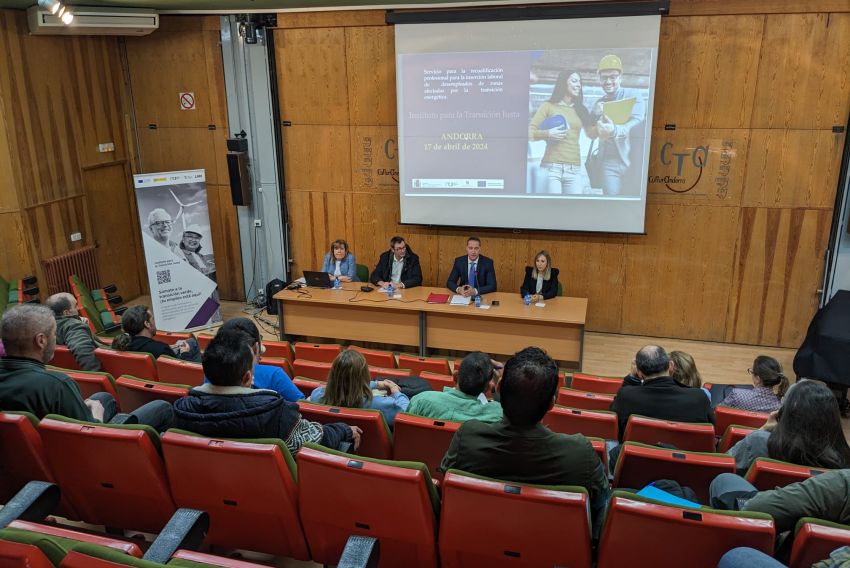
[{"xmin": 179, "ymin": 92, "xmax": 196, "ymax": 111}]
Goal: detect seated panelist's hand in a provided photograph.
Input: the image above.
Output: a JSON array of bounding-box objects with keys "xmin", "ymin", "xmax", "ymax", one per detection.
[
  {"xmin": 547, "ymin": 125, "xmax": 568, "ymax": 141},
  {"xmin": 338, "ymin": 276, "xmax": 352, "ymax": 283},
  {"xmin": 349, "ymin": 426, "xmax": 363, "ymax": 451}
]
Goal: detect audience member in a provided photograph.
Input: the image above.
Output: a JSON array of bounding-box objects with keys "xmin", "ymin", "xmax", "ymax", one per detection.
[
  {"xmin": 610, "ymin": 345, "xmax": 714, "ymax": 441},
  {"xmin": 309, "ymin": 350, "xmax": 410, "ymax": 426},
  {"xmin": 0, "ymin": 304, "xmax": 173, "ymax": 430},
  {"xmin": 669, "ymin": 350, "xmax": 710, "ymax": 399},
  {"xmin": 406, "ymin": 352, "xmax": 503, "ymax": 423},
  {"xmin": 174, "ymin": 329, "xmax": 360, "ymax": 454},
  {"xmin": 719, "ymin": 355, "xmax": 789, "ymax": 413},
  {"xmin": 728, "ymin": 380, "xmax": 850, "ymax": 475},
  {"xmin": 111, "ymin": 305, "xmax": 201, "ymax": 362},
  {"xmin": 440, "ymin": 347, "xmax": 609, "ymax": 535},
  {"xmin": 203, "ymin": 318, "xmax": 303, "ymax": 402},
  {"xmin": 369, "ymin": 236, "xmax": 423, "ymax": 289},
  {"xmin": 46, "ymin": 292, "xmax": 108, "ymax": 372}
]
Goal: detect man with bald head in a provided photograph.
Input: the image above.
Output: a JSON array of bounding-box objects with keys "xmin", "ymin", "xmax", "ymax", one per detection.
[
  {"xmin": 0, "ymin": 304, "xmax": 173, "ymax": 430},
  {"xmin": 46, "ymin": 292, "xmax": 107, "ymax": 372},
  {"xmin": 610, "ymin": 345, "xmax": 715, "ymax": 441}
]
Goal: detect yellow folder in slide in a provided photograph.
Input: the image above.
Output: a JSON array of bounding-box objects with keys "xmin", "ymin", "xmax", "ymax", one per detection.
[{"xmin": 602, "ymin": 97, "xmax": 637, "ymax": 124}]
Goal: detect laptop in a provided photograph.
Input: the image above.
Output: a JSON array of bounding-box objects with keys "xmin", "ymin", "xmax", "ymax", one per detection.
[{"xmin": 303, "ymin": 270, "xmax": 332, "ymax": 289}]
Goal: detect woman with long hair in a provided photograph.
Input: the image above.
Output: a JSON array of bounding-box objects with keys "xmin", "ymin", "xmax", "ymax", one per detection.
[
  {"xmin": 519, "ymin": 250, "xmax": 560, "ymax": 302},
  {"xmin": 720, "ymin": 355, "xmax": 789, "ymax": 412},
  {"xmin": 309, "ymin": 349, "xmax": 409, "ymax": 426},
  {"xmin": 528, "ymin": 69, "xmax": 592, "ymax": 195},
  {"xmin": 320, "ymin": 239, "xmax": 359, "ymax": 283}
]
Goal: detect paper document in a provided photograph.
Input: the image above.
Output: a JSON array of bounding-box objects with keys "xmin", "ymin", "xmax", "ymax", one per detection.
[
  {"xmin": 450, "ymin": 295, "xmax": 471, "ymax": 305},
  {"xmin": 601, "ymin": 97, "xmax": 637, "ymax": 125}
]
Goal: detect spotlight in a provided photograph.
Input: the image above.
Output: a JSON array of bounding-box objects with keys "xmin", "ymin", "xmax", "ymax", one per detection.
[
  {"xmin": 37, "ymin": 0, "xmax": 61, "ymax": 14},
  {"xmin": 57, "ymin": 5, "xmax": 65, "ymax": 17},
  {"xmin": 61, "ymin": 10, "xmax": 73, "ymax": 24}
]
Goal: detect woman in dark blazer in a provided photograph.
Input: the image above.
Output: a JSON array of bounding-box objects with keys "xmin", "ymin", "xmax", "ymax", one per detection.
[{"xmin": 519, "ymin": 250, "xmax": 560, "ymax": 302}]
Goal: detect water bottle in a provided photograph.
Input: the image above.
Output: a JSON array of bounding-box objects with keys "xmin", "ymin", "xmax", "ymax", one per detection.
[
  {"xmin": 523, "ymin": 294, "xmax": 532, "ymax": 306},
  {"xmin": 474, "ymin": 295, "xmax": 481, "ymax": 308},
  {"xmin": 333, "ymin": 278, "xmax": 341, "ymax": 290},
  {"xmin": 387, "ymin": 283, "xmax": 394, "ymax": 298}
]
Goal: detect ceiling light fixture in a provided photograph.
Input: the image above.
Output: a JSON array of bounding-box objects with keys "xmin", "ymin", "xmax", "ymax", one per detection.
[
  {"xmin": 37, "ymin": 0, "xmax": 74, "ymax": 24},
  {"xmin": 61, "ymin": 10, "xmax": 73, "ymax": 23}
]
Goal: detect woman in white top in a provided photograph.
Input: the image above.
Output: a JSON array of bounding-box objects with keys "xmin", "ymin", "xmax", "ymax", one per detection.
[
  {"xmin": 320, "ymin": 239, "xmax": 359, "ymax": 282},
  {"xmin": 519, "ymin": 250, "xmax": 560, "ymax": 302}
]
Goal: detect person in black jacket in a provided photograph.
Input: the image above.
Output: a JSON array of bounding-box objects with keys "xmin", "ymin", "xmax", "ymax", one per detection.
[
  {"xmin": 519, "ymin": 250, "xmax": 560, "ymax": 302},
  {"xmin": 111, "ymin": 305, "xmax": 200, "ymax": 362},
  {"xmin": 174, "ymin": 328, "xmax": 361, "ymax": 454},
  {"xmin": 610, "ymin": 345, "xmax": 715, "ymax": 442},
  {"xmin": 369, "ymin": 236, "xmax": 423, "ymax": 289}
]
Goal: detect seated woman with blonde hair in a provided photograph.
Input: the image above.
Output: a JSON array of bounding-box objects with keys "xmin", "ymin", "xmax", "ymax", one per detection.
[
  {"xmin": 670, "ymin": 350, "xmax": 710, "ymax": 400},
  {"xmin": 519, "ymin": 250, "xmax": 560, "ymax": 303}
]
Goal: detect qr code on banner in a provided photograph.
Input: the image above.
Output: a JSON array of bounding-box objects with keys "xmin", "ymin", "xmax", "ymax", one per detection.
[{"xmin": 156, "ymin": 269, "xmax": 171, "ymax": 285}]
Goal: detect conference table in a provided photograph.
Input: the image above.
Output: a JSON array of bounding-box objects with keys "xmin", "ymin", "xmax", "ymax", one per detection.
[{"xmin": 273, "ymin": 284, "xmax": 588, "ymax": 368}]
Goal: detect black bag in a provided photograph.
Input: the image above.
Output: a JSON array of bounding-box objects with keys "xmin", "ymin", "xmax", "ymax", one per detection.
[
  {"xmin": 393, "ymin": 376, "xmax": 433, "ymax": 399},
  {"xmin": 585, "ymin": 138, "xmax": 604, "ymax": 189}
]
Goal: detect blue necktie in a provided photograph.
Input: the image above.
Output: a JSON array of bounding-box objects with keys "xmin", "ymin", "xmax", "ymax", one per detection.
[{"xmin": 469, "ymin": 262, "xmax": 476, "ymax": 289}]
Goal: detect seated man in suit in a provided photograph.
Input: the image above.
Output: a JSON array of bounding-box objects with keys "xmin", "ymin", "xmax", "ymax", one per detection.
[
  {"xmin": 611, "ymin": 345, "xmax": 715, "ymax": 441},
  {"xmin": 446, "ymin": 236, "xmax": 497, "ymax": 296},
  {"xmin": 369, "ymin": 235, "xmax": 423, "ymax": 289},
  {"xmin": 440, "ymin": 346, "xmax": 609, "ymax": 536}
]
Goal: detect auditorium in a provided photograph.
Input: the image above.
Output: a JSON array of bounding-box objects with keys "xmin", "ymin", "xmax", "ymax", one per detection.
[{"xmin": 1, "ymin": 0, "xmax": 850, "ymax": 566}]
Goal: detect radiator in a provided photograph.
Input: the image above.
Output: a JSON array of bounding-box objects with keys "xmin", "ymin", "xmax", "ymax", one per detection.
[{"xmin": 42, "ymin": 245, "xmax": 101, "ymax": 295}]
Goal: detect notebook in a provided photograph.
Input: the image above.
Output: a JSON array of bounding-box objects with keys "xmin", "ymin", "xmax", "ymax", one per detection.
[
  {"xmin": 450, "ymin": 295, "xmax": 471, "ymax": 306},
  {"xmin": 601, "ymin": 97, "xmax": 637, "ymax": 125},
  {"xmin": 426, "ymin": 293, "xmax": 450, "ymax": 304}
]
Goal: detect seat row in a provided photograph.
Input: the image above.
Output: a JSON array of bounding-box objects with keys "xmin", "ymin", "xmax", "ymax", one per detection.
[{"xmin": 3, "ymin": 411, "xmax": 845, "ymax": 568}]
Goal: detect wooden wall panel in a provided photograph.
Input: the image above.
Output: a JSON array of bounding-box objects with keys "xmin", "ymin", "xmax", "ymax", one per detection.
[
  {"xmin": 23, "ymin": 197, "xmax": 91, "ymax": 262},
  {"xmin": 726, "ymin": 208, "xmax": 832, "ymax": 346},
  {"xmin": 206, "ymin": 184, "xmax": 246, "ymax": 301},
  {"xmin": 283, "ymin": 125, "xmax": 352, "ymax": 191},
  {"xmin": 653, "ymin": 16, "xmax": 762, "ymax": 129},
  {"xmin": 346, "ymin": 26, "xmax": 397, "ymax": 126},
  {"xmin": 350, "ymin": 126, "xmax": 399, "ymax": 192},
  {"xmin": 0, "ymin": 213, "xmax": 32, "ymax": 279},
  {"xmin": 751, "ymin": 14, "xmax": 850, "ymax": 129},
  {"xmin": 137, "ymin": 128, "xmax": 229, "ymax": 185},
  {"xmin": 669, "ymin": 0, "xmax": 850, "ymax": 16},
  {"xmin": 0, "ymin": 103, "xmax": 17, "ymax": 213},
  {"xmin": 275, "ymin": 10, "xmax": 386, "ymax": 29},
  {"xmin": 621, "ymin": 205, "xmax": 740, "ymax": 341},
  {"xmin": 287, "ymin": 190, "xmax": 354, "ymax": 278},
  {"xmin": 741, "ymin": 130, "xmax": 844, "ymax": 208}
]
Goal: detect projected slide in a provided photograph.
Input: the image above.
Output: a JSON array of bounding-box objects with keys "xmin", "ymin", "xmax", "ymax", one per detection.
[{"xmin": 396, "ymin": 17, "xmax": 660, "ymax": 233}]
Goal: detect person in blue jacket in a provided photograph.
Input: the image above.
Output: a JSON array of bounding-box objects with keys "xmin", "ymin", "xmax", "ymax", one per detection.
[
  {"xmin": 320, "ymin": 239, "xmax": 359, "ymax": 283},
  {"xmin": 203, "ymin": 318, "xmax": 303, "ymax": 402}
]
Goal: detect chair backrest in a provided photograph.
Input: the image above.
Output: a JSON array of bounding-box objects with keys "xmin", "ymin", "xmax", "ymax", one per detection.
[
  {"xmin": 356, "ymin": 263, "xmax": 369, "ymax": 282},
  {"xmin": 439, "ymin": 471, "xmax": 592, "ymax": 568},
  {"xmin": 718, "ymin": 425, "xmax": 758, "ymax": 453},
  {"xmin": 115, "ymin": 376, "xmax": 189, "ymax": 413},
  {"xmin": 263, "ymin": 339, "xmax": 293, "ymax": 360},
  {"xmin": 195, "ymin": 333, "xmax": 215, "ymax": 351},
  {"xmin": 419, "ymin": 371, "xmax": 454, "ymax": 392},
  {"xmin": 396, "ymin": 355, "xmax": 451, "ymax": 376},
  {"xmin": 57, "ymin": 369, "xmax": 119, "ymax": 403},
  {"xmin": 50, "ymin": 345, "xmax": 81, "ymax": 371},
  {"xmin": 291, "ymin": 359, "xmax": 332, "ymax": 381},
  {"xmin": 0, "ymin": 531, "xmax": 58, "ymax": 568},
  {"xmin": 293, "ymin": 342, "xmax": 342, "ymax": 363},
  {"xmin": 570, "ymin": 373, "xmax": 622, "ymax": 395},
  {"xmin": 260, "ymin": 357, "xmax": 294, "ymax": 378},
  {"xmin": 6, "ymin": 521, "xmax": 143, "ymax": 557},
  {"xmin": 557, "ymin": 387, "xmax": 614, "ymax": 412},
  {"xmin": 623, "ymin": 415, "xmax": 717, "ymax": 452},
  {"xmin": 714, "ymin": 406, "xmax": 769, "ymax": 436},
  {"xmin": 160, "ymin": 430, "xmax": 309, "ymax": 560},
  {"xmin": 543, "ymin": 406, "xmax": 618, "ymax": 440},
  {"xmin": 348, "ymin": 346, "xmax": 396, "ymax": 368},
  {"xmin": 369, "ymin": 366, "xmax": 411, "ymax": 380},
  {"xmin": 292, "ymin": 377, "xmax": 325, "ymax": 398},
  {"xmin": 597, "ymin": 491, "xmax": 775, "ymax": 568},
  {"xmin": 613, "ymin": 442, "xmax": 736, "ymax": 503},
  {"xmin": 589, "ymin": 437, "xmax": 609, "ymax": 472},
  {"xmin": 152, "ymin": 331, "xmax": 192, "ymax": 344},
  {"xmin": 155, "ymin": 356, "xmax": 204, "ymax": 387},
  {"xmin": 744, "ymin": 458, "xmax": 829, "ymax": 491},
  {"xmin": 790, "ymin": 518, "xmax": 850, "ymax": 568},
  {"xmin": 0, "ymin": 412, "xmax": 54, "ymax": 505},
  {"xmin": 95, "ymin": 349, "xmax": 158, "ymax": 382},
  {"xmin": 392, "ymin": 413, "xmax": 461, "ymax": 479},
  {"xmin": 297, "ymin": 444, "xmax": 439, "ymax": 567},
  {"xmin": 38, "ymin": 416, "xmax": 176, "ymax": 533},
  {"xmin": 297, "ymin": 402, "xmax": 393, "ymax": 460}
]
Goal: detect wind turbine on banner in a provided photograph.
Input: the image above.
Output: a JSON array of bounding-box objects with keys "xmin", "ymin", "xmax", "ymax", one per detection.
[{"xmin": 168, "ymin": 189, "xmax": 203, "ymax": 233}]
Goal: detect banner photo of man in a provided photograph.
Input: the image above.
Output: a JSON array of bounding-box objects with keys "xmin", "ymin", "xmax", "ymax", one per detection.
[{"xmin": 133, "ymin": 169, "xmax": 222, "ymax": 331}]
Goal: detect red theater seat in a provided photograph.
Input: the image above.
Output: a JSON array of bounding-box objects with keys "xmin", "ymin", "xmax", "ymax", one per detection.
[
  {"xmin": 0, "ymin": 536, "xmax": 55, "ymax": 568},
  {"xmin": 293, "ymin": 377, "xmax": 324, "ymax": 398},
  {"xmin": 0, "ymin": 412, "xmax": 55, "ymax": 506},
  {"xmin": 369, "ymin": 366, "xmax": 411, "ymax": 380},
  {"xmin": 152, "ymin": 331, "xmax": 192, "ymax": 344},
  {"xmin": 597, "ymin": 491, "xmax": 775, "ymax": 568},
  {"xmin": 570, "ymin": 373, "xmax": 622, "ymax": 395},
  {"xmin": 50, "ymin": 345, "xmax": 81, "ymax": 371},
  {"xmin": 156, "ymin": 356, "xmax": 204, "ymax": 387},
  {"xmin": 297, "ymin": 402, "xmax": 393, "ymax": 460},
  {"xmin": 293, "ymin": 342, "xmax": 342, "ymax": 363},
  {"xmin": 292, "ymin": 359, "xmax": 332, "ymax": 381},
  {"xmin": 392, "ymin": 413, "xmax": 461, "ymax": 479},
  {"xmin": 195, "ymin": 333, "xmax": 215, "ymax": 351},
  {"xmin": 744, "ymin": 458, "xmax": 829, "ymax": 491},
  {"xmin": 161, "ymin": 431, "xmax": 310, "ymax": 559},
  {"xmin": 419, "ymin": 371, "xmax": 454, "ymax": 392},
  {"xmin": 718, "ymin": 425, "xmax": 758, "ymax": 452},
  {"xmin": 263, "ymin": 339, "xmax": 294, "ymax": 360},
  {"xmin": 623, "ymin": 415, "xmax": 716, "ymax": 452},
  {"xmin": 6, "ymin": 521, "xmax": 143, "ymax": 557},
  {"xmin": 714, "ymin": 406, "xmax": 769, "ymax": 436},
  {"xmin": 543, "ymin": 406, "xmax": 618, "ymax": 440},
  {"xmin": 397, "ymin": 355, "xmax": 451, "ymax": 376},
  {"xmin": 439, "ymin": 471, "xmax": 592, "ymax": 568},
  {"xmin": 557, "ymin": 387, "xmax": 615, "ymax": 412},
  {"xmin": 613, "ymin": 442, "xmax": 735, "ymax": 503},
  {"xmin": 260, "ymin": 356, "xmax": 294, "ymax": 378},
  {"xmin": 57, "ymin": 369, "xmax": 119, "ymax": 403},
  {"xmin": 297, "ymin": 444, "xmax": 439, "ymax": 567},
  {"xmin": 95, "ymin": 349, "xmax": 157, "ymax": 382},
  {"xmin": 790, "ymin": 518, "xmax": 850, "ymax": 568},
  {"xmin": 349, "ymin": 346, "xmax": 396, "ymax": 368},
  {"xmin": 115, "ymin": 376, "xmax": 189, "ymax": 412},
  {"xmin": 38, "ymin": 416, "xmax": 176, "ymax": 533}
]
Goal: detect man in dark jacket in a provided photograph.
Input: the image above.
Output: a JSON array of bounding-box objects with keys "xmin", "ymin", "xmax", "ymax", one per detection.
[
  {"xmin": 611, "ymin": 345, "xmax": 715, "ymax": 441},
  {"xmin": 369, "ymin": 236, "xmax": 423, "ymax": 289},
  {"xmin": 46, "ymin": 292, "xmax": 108, "ymax": 372},
  {"xmin": 174, "ymin": 329, "xmax": 361, "ymax": 454}
]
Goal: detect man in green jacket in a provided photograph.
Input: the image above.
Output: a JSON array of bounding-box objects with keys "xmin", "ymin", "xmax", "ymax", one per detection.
[
  {"xmin": 46, "ymin": 292, "xmax": 108, "ymax": 372},
  {"xmin": 406, "ymin": 351, "xmax": 503, "ymax": 423}
]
